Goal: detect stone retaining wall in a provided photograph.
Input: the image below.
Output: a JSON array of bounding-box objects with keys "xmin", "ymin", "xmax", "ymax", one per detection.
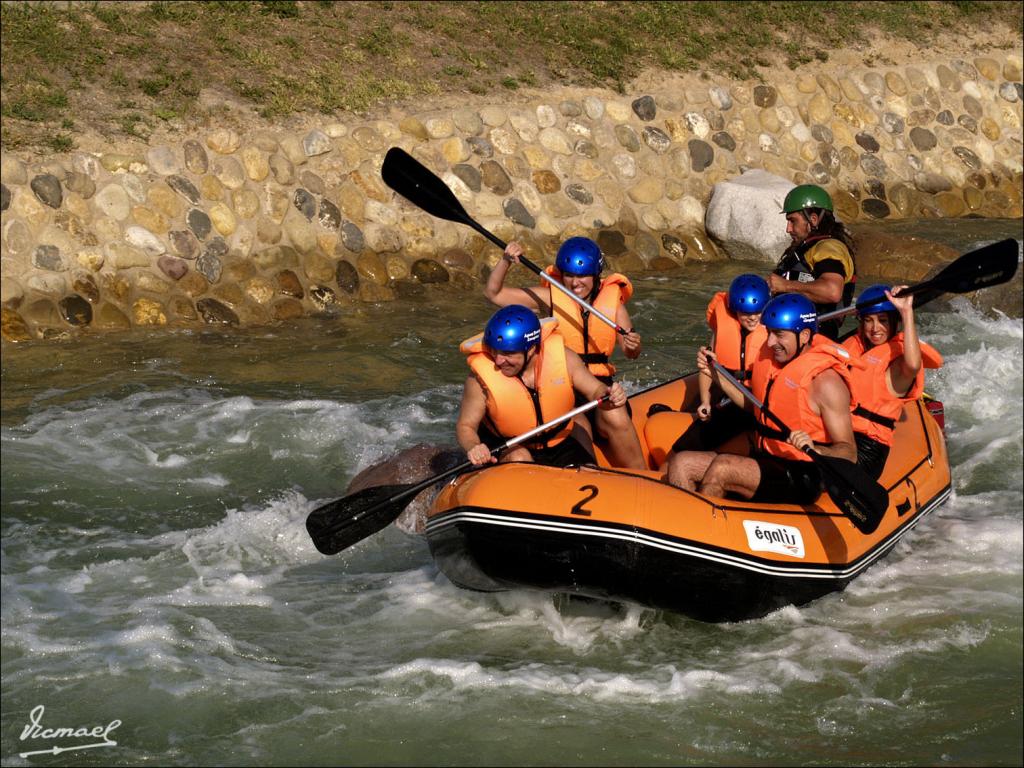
[{"xmin": 1, "ymin": 51, "xmax": 1022, "ymax": 341}]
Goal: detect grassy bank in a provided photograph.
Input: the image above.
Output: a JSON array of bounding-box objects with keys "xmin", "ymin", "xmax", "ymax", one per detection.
[{"xmin": 1, "ymin": 0, "xmax": 1021, "ymax": 153}]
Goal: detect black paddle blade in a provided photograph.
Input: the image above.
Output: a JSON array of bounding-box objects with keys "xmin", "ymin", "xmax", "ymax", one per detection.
[
  {"xmin": 305, "ymin": 481, "xmax": 419, "ymax": 556},
  {"xmin": 909, "ymin": 237, "xmax": 1019, "ymax": 308},
  {"xmin": 813, "ymin": 452, "xmax": 889, "ymax": 534},
  {"xmin": 381, "ymin": 147, "xmax": 472, "ymax": 226}
]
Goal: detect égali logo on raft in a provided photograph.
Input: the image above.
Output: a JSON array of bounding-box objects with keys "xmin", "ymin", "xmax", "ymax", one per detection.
[{"xmin": 743, "ymin": 520, "xmax": 806, "ymax": 558}]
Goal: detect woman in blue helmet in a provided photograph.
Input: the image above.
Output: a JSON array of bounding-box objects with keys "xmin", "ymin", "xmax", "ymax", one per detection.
[
  {"xmin": 841, "ymin": 284, "xmax": 943, "ymax": 479},
  {"xmin": 483, "ymin": 237, "xmax": 645, "ymax": 470},
  {"xmin": 456, "ymin": 305, "xmax": 629, "ymax": 468},
  {"xmin": 671, "ymin": 274, "xmax": 770, "ymax": 453},
  {"xmin": 666, "ymin": 293, "xmax": 859, "ymax": 505}
]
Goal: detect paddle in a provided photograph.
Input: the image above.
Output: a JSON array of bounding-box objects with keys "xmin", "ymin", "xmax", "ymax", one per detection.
[
  {"xmin": 711, "ymin": 360, "xmax": 889, "ymax": 534},
  {"xmin": 306, "ymin": 395, "xmax": 608, "ymax": 555},
  {"xmin": 819, "ymin": 238, "xmax": 1019, "ymax": 322},
  {"xmin": 381, "ymin": 146, "xmax": 631, "ymax": 336}
]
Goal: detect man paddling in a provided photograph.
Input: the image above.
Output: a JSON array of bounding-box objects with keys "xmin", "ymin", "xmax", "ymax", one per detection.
[
  {"xmin": 842, "ymin": 284, "xmax": 944, "ymax": 479},
  {"xmin": 484, "ymin": 237, "xmax": 646, "ymax": 469},
  {"xmin": 457, "ymin": 305, "xmax": 628, "ymax": 467},
  {"xmin": 769, "ymin": 185, "xmax": 857, "ymax": 340},
  {"xmin": 666, "ymin": 293, "xmax": 859, "ymax": 504}
]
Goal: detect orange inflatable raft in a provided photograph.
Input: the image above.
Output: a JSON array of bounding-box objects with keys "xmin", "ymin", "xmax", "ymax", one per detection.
[{"xmin": 426, "ymin": 373, "xmax": 951, "ymax": 622}]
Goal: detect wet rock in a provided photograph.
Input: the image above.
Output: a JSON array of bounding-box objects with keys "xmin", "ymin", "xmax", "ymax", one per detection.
[
  {"xmin": 167, "ymin": 174, "xmax": 200, "ymax": 204},
  {"xmin": 340, "ymin": 221, "xmax": 364, "ymax": 253},
  {"xmin": 909, "ymin": 127, "xmax": 937, "ymax": 151},
  {"xmin": 187, "ymin": 208, "xmax": 212, "ymax": 240},
  {"xmin": 411, "ymin": 259, "xmax": 450, "ymax": 284},
  {"xmin": 169, "ymin": 230, "xmax": 200, "ymax": 260},
  {"xmin": 452, "ymin": 163, "xmax": 482, "ymax": 192},
  {"xmin": 480, "ymin": 160, "xmax": 512, "ymax": 194},
  {"xmin": 1, "ymin": 308, "xmax": 32, "ymax": 342},
  {"xmin": 861, "ymin": 198, "xmax": 891, "ymax": 219},
  {"xmin": 642, "ymin": 126, "xmax": 672, "ymax": 154},
  {"xmin": 811, "ymin": 124, "xmax": 834, "ymax": 143},
  {"xmin": 631, "ymin": 95, "xmax": 656, "ymax": 120},
  {"xmin": 860, "ymin": 154, "xmax": 888, "ymax": 177},
  {"xmin": 596, "ymin": 229, "xmax": 627, "ymax": 256},
  {"xmin": 196, "ymin": 298, "xmax": 239, "ymax": 325},
  {"xmin": 614, "ymin": 124, "xmax": 640, "ymax": 152},
  {"xmin": 56, "ymin": 294, "xmax": 92, "ymax": 326},
  {"xmin": 309, "ymin": 285, "xmax": 339, "ymax": 311},
  {"xmin": 467, "ymin": 137, "xmax": 494, "ymax": 157},
  {"xmin": 958, "ymin": 114, "xmax": 978, "ymax": 133},
  {"xmin": 0, "ymin": 183, "xmax": 9, "ymax": 212},
  {"xmin": 277, "ymin": 269, "xmax": 304, "ymax": 298},
  {"xmin": 30, "ymin": 174, "xmax": 63, "ymax": 209},
  {"xmin": 953, "ymin": 146, "xmax": 982, "ymax": 170},
  {"xmin": 914, "ymin": 172, "xmax": 953, "ymax": 194},
  {"xmin": 72, "ymin": 274, "xmax": 99, "ymax": 302},
  {"xmin": 688, "ymin": 139, "xmax": 714, "ymax": 172},
  {"xmin": 565, "ymin": 183, "xmax": 593, "ymax": 205},
  {"xmin": 855, "ymin": 132, "xmax": 880, "ymax": 153},
  {"xmin": 711, "ymin": 132, "xmax": 736, "ymax": 151},
  {"xmin": 158, "ymin": 255, "xmax": 189, "ymax": 280},
  {"xmin": 661, "ymin": 234, "xmax": 687, "ymax": 261},
  {"xmin": 336, "ymin": 259, "xmax": 359, "ymax": 293},
  {"xmin": 936, "ymin": 109, "xmax": 955, "ymax": 126},
  {"xmin": 293, "ymin": 188, "xmax": 317, "ymax": 220},
  {"xmin": 33, "ymin": 244, "xmax": 64, "ymax": 271},
  {"xmin": 865, "ymin": 178, "xmax": 887, "ymax": 200},
  {"xmin": 183, "ymin": 140, "xmax": 208, "ymax": 173},
  {"xmin": 196, "ymin": 247, "xmax": 223, "ymax": 283},
  {"xmin": 502, "ymin": 198, "xmax": 535, "ymax": 228},
  {"xmin": 753, "ymin": 85, "xmax": 777, "ymax": 107},
  {"xmin": 319, "ymin": 199, "xmax": 341, "ymax": 230}
]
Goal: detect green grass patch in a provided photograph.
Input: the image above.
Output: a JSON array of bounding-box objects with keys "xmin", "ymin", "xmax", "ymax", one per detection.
[{"xmin": 1, "ymin": 0, "xmax": 1021, "ymax": 151}]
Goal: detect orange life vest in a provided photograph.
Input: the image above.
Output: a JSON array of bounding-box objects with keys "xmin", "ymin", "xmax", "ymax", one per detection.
[
  {"xmin": 542, "ymin": 266, "xmax": 633, "ymax": 377},
  {"xmin": 842, "ymin": 333, "xmax": 944, "ymax": 446},
  {"xmin": 706, "ymin": 291, "xmax": 769, "ymax": 382},
  {"xmin": 750, "ymin": 334, "xmax": 858, "ymax": 462},
  {"xmin": 460, "ymin": 318, "xmax": 576, "ymax": 447}
]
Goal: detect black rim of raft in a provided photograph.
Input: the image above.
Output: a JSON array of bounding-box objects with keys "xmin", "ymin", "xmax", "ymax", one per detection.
[
  {"xmin": 380, "ymin": 146, "xmax": 630, "ymax": 336},
  {"xmin": 712, "ymin": 360, "xmax": 889, "ymax": 535},
  {"xmin": 818, "ymin": 238, "xmax": 1020, "ymax": 322},
  {"xmin": 306, "ymin": 396, "xmax": 608, "ymax": 555}
]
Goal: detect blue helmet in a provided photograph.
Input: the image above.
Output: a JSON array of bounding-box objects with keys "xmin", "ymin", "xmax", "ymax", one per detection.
[
  {"xmin": 728, "ymin": 274, "xmax": 771, "ymax": 314},
  {"xmin": 761, "ymin": 293, "xmax": 818, "ymax": 334},
  {"xmin": 555, "ymin": 237, "xmax": 603, "ymax": 276},
  {"xmin": 856, "ymin": 284, "xmax": 897, "ymax": 315},
  {"xmin": 483, "ymin": 305, "xmax": 542, "ymax": 354}
]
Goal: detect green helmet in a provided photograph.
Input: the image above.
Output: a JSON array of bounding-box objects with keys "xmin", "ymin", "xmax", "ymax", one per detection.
[{"xmin": 782, "ymin": 184, "xmax": 833, "ymax": 214}]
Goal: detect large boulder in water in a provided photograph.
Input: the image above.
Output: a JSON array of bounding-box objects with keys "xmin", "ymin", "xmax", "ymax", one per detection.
[
  {"xmin": 345, "ymin": 443, "xmax": 464, "ymax": 535},
  {"xmin": 704, "ymin": 169, "xmax": 794, "ymax": 262}
]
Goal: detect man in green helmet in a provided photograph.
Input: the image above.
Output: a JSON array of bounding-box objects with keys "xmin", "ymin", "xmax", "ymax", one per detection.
[{"xmin": 768, "ymin": 184, "xmax": 857, "ymax": 340}]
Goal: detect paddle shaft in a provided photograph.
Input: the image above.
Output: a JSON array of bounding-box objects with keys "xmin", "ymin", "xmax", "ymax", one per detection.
[
  {"xmin": 380, "ymin": 147, "xmax": 629, "ymax": 335},
  {"xmin": 316, "ymin": 395, "xmax": 608, "ymax": 541},
  {"xmin": 711, "ymin": 360, "xmax": 790, "ymax": 437},
  {"xmin": 818, "ymin": 238, "xmax": 1020, "ymax": 322}
]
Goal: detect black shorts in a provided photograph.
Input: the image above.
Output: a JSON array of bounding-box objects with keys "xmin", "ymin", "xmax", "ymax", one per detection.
[
  {"xmin": 751, "ymin": 453, "xmax": 822, "ymax": 505},
  {"xmin": 479, "ymin": 426, "xmax": 595, "ymax": 468},
  {"xmin": 855, "ymin": 433, "xmax": 890, "ymax": 481},
  {"xmin": 671, "ymin": 401, "xmax": 755, "ymax": 453}
]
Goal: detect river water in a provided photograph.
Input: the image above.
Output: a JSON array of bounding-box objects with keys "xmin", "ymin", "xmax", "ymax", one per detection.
[{"xmin": 2, "ymin": 219, "xmax": 1022, "ymax": 766}]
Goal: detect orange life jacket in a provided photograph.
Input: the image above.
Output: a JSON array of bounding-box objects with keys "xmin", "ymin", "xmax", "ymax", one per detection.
[
  {"xmin": 542, "ymin": 266, "xmax": 633, "ymax": 377},
  {"xmin": 842, "ymin": 333, "xmax": 944, "ymax": 446},
  {"xmin": 706, "ymin": 291, "xmax": 769, "ymax": 382},
  {"xmin": 460, "ymin": 318, "xmax": 576, "ymax": 447},
  {"xmin": 750, "ymin": 334, "xmax": 858, "ymax": 462}
]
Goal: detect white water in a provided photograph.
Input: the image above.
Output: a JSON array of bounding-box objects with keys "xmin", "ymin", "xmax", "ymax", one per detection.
[{"xmin": 2, "ymin": 240, "xmax": 1022, "ymax": 765}]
